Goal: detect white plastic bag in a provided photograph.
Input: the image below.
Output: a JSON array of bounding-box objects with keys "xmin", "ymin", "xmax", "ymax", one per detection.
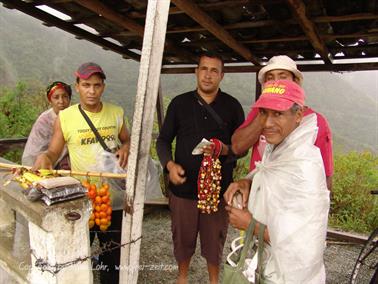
[
  {"xmin": 144, "ymin": 158, "xmax": 164, "ymax": 201},
  {"xmin": 94, "ymin": 151, "xmax": 127, "ymax": 197},
  {"xmin": 226, "ymin": 236, "xmax": 259, "ymax": 283},
  {"xmin": 98, "ymin": 151, "xmax": 126, "ymax": 175}
]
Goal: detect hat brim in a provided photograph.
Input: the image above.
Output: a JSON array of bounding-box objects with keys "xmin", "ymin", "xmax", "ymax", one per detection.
[
  {"xmin": 75, "ymin": 71, "xmax": 106, "ymax": 80},
  {"xmin": 258, "ymin": 63, "xmax": 303, "ymax": 85},
  {"xmin": 253, "ymin": 95, "xmax": 295, "ymax": 111}
]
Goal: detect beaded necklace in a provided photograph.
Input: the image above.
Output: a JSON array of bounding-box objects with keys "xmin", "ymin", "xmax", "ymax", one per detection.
[{"xmin": 197, "ymin": 138, "xmax": 222, "ymax": 214}]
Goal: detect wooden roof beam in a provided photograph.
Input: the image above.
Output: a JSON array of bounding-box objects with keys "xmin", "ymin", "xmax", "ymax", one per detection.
[
  {"xmin": 161, "ymin": 62, "xmax": 378, "ymax": 74},
  {"xmin": 128, "ymin": 0, "xmax": 280, "ymax": 18},
  {"xmin": 286, "ymin": 0, "xmax": 332, "ymax": 64},
  {"xmin": 315, "ymin": 13, "xmax": 378, "ymax": 23},
  {"xmin": 74, "ymin": 0, "xmax": 144, "ymax": 35},
  {"xmin": 1, "ymin": 0, "xmax": 140, "ymax": 61},
  {"xmin": 73, "ymin": 0, "xmax": 198, "ymax": 63},
  {"xmin": 117, "ymin": 13, "xmax": 378, "ymax": 38},
  {"xmin": 171, "ymin": 0, "xmax": 260, "ymax": 65}
]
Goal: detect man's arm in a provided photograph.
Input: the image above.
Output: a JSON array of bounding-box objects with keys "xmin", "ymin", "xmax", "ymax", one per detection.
[
  {"xmin": 33, "ymin": 118, "xmax": 65, "ymax": 170},
  {"xmin": 314, "ymin": 112, "xmax": 334, "ymax": 191},
  {"xmin": 156, "ymin": 99, "xmax": 186, "ymax": 185},
  {"xmin": 326, "ymin": 176, "xmax": 333, "ymax": 192},
  {"xmin": 231, "ymin": 108, "xmax": 263, "ymax": 155},
  {"xmin": 116, "ymin": 121, "xmax": 130, "ymax": 168}
]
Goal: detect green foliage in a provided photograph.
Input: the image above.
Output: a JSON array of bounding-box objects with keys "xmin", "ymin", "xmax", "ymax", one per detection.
[
  {"xmin": 330, "ymin": 151, "xmax": 378, "ymax": 233},
  {"xmin": 233, "ymin": 151, "xmax": 251, "ymax": 180},
  {"xmin": 0, "ymin": 82, "xmax": 45, "ymax": 138},
  {"xmin": 2, "ymin": 149, "xmax": 22, "ymax": 164}
]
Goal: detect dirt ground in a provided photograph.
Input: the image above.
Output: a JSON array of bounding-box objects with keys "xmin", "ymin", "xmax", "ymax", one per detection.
[{"xmin": 135, "ymin": 206, "xmax": 367, "ymax": 284}]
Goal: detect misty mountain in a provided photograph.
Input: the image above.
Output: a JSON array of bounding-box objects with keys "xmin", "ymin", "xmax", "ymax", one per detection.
[{"xmin": 0, "ymin": 6, "xmax": 377, "ymax": 153}]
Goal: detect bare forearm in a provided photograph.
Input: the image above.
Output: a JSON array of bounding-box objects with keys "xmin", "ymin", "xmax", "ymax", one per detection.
[
  {"xmin": 326, "ymin": 176, "xmax": 333, "ymax": 191},
  {"xmin": 44, "ymin": 150, "xmax": 60, "ymax": 165},
  {"xmin": 231, "ymin": 120, "xmax": 262, "ymax": 155}
]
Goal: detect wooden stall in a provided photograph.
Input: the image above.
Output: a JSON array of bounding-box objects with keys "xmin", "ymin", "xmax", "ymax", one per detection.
[{"xmin": 0, "ymin": 1, "xmax": 377, "ymax": 283}]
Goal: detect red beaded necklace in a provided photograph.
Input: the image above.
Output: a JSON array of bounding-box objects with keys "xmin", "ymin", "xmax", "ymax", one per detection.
[{"xmin": 197, "ymin": 138, "xmax": 222, "ymax": 214}]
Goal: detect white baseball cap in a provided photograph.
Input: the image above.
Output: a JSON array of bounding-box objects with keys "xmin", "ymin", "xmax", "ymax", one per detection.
[{"xmin": 257, "ymin": 55, "xmax": 303, "ymax": 85}]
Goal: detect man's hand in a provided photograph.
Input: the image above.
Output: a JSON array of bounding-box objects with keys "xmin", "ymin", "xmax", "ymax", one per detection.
[
  {"xmin": 224, "ymin": 178, "xmax": 252, "ymax": 208},
  {"xmin": 116, "ymin": 144, "xmax": 129, "ymax": 168},
  {"xmin": 32, "ymin": 153, "xmax": 53, "ymax": 171},
  {"xmin": 202, "ymin": 141, "xmax": 229, "ymax": 157},
  {"xmin": 225, "ymin": 206, "xmax": 252, "ymax": 230},
  {"xmin": 166, "ymin": 161, "xmax": 186, "ymax": 185}
]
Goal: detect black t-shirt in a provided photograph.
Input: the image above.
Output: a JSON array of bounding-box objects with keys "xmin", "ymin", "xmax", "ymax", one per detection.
[{"xmin": 156, "ymin": 90, "xmax": 245, "ymax": 200}]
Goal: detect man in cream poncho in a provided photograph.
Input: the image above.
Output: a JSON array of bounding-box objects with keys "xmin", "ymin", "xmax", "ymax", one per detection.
[{"xmin": 224, "ymin": 79, "xmax": 330, "ymax": 283}]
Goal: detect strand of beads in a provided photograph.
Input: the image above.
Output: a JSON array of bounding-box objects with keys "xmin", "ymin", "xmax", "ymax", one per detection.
[{"xmin": 197, "ymin": 139, "xmax": 222, "ymax": 214}]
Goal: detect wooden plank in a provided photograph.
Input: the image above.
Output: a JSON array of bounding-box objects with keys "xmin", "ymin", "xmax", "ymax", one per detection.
[
  {"xmin": 171, "ymin": 0, "xmax": 260, "ymax": 65},
  {"xmin": 0, "ymin": 138, "xmax": 27, "ymax": 154},
  {"xmin": 314, "ymin": 13, "xmax": 378, "ymax": 23},
  {"xmin": 74, "ymin": 0, "xmax": 144, "ymax": 35},
  {"xmin": 74, "ymin": 0, "xmax": 197, "ymax": 62},
  {"xmin": 327, "ymin": 229, "xmax": 369, "ymax": 245},
  {"xmin": 119, "ymin": 13, "xmax": 378, "ymax": 37},
  {"xmin": 161, "ymin": 62, "xmax": 378, "ymax": 74},
  {"xmin": 128, "ymin": 0, "xmax": 280, "ymax": 18},
  {"xmin": 144, "ymin": 197, "xmax": 168, "ymax": 206},
  {"xmin": 119, "ymin": 1, "xmax": 171, "ymax": 283},
  {"xmin": 286, "ymin": 0, "xmax": 332, "ymax": 64},
  {"xmin": 0, "ymin": 0, "xmax": 141, "ymax": 61}
]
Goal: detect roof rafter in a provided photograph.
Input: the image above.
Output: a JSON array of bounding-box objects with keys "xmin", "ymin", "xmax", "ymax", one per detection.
[
  {"xmin": 115, "ymin": 13, "xmax": 378, "ymax": 38},
  {"xmin": 162, "ymin": 62, "xmax": 378, "ymax": 74},
  {"xmin": 74, "ymin": 0, "xmax": 144, "ymax": 35},
  {"xmin": 286, "ymin": 0, "xmax": 332, "ymax": 64},
  {"xmin": 171, "ymin": 0, "xmax": 260, "ymax": 65},
  {"xmin": 1, "ymin": 0, "xmax": 141, "ymax": 61},
  {"xmin": 73, "ymin": 0, "xmax": 198, "ymax": 62}
]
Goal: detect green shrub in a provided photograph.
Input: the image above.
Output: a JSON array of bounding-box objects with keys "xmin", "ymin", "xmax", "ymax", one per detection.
[
  {"xmin": 330, "ymin": 151, "xmax": 378, "ymax": 233},
  {"xmin": 233, "ymin": 151, "xmax": 251, "ymax": 180},
  {"xmin": 0, "ymin": 82, "xmax": 46, "ymax": 163},
  {"xmin": 0, "ymin": 82, "xmax": 44, "ymax": 138}
]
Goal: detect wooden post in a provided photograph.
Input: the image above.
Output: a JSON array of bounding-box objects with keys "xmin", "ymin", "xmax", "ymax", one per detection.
[
  {"xmin": 156, "ymin": 83, "xmax": 170, "ymax": 197},
  {"xmin": 119, "ymin": 1, "xmax": 171, "ymax": 283},
  {"xmin": 255, "ymin": 73, "xmax": 261, "ymax": 102},
  {"xmin": 156, "ymin": 83, "xmax": 165, "ymax": 132}
]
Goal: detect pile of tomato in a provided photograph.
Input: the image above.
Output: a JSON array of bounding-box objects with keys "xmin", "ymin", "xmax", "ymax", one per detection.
[{"xmin": 82, "ymin": 180, "xmax": 112, "ymax": 231}]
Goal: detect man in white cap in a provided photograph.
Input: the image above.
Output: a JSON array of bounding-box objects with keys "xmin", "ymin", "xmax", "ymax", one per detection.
[{"xmin": 231, "ymin": 55, "xmax": 333, "ymax": 191}]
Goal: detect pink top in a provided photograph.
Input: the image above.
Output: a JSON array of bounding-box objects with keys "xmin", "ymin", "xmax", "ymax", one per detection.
[{"xmin": 239, "ymin": 107, "xmax": 334, "ymax": 176}]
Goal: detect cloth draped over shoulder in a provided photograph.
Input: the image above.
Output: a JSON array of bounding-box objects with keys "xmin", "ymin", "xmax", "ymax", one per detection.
[{"xmin": 247, "ymin": 114, "xmax": 330, "ymax": 284}]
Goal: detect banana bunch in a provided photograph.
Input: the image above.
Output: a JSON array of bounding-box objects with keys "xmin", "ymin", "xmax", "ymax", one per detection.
[{"xmin": 13, "ymin": 171, "xmax": 43, "ymax": 189}]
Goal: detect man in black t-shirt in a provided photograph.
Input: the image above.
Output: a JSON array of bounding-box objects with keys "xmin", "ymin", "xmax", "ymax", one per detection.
[{"xmin": 157, "ymin": 51, "xmax": 244, "ymax": 284}]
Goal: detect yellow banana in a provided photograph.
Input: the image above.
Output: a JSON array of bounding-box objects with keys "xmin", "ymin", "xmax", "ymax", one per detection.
[
  {"xmin": 20, "ymin": 182, "xmax": 29, "ymax": 189},
  {"xmin": 38, "ymin": 169, "xmax": 53, "ymax": 177},
  {"xmin": 22, "ymin": 172, "xmax": 43, "ymax": 183}
]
